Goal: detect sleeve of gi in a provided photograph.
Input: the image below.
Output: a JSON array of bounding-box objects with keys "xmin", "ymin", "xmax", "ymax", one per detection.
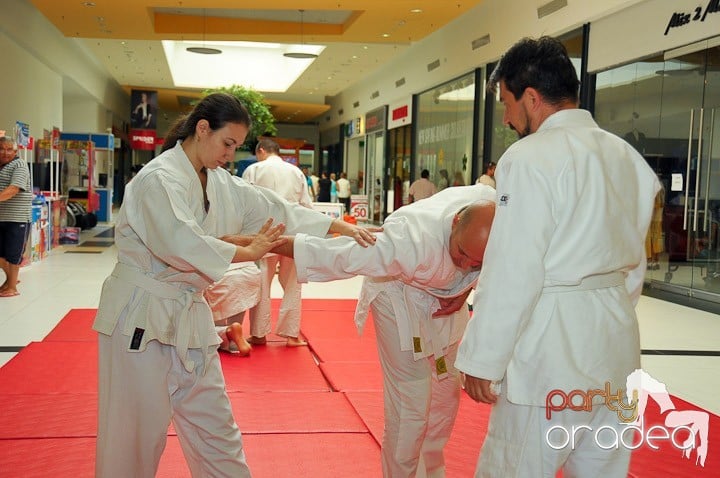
[
  {"xmin": 294, "ymin": 216, "xmax": 427, "ymax": 283},
  {"xmin": 232, "ymin": 177, "xmax": 332, "ymax": 237},
  {"xmin": 454, "ymin": 151, "xmax": 557, "ymax": 381}
]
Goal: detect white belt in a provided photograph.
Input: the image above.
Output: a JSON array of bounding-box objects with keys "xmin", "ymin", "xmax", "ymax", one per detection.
[
  {"xmin": 543, "ymin": 272, "xmax": 625, "ymax": 293},
  {"xmin": 112, "ymin": 263, "xmax": 211, "ymax": 373}
]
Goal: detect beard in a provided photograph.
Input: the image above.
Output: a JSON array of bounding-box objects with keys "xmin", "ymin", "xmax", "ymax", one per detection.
[{"xmin": 509, "ymin": 106, "xmax": 532, "ymax": 139}]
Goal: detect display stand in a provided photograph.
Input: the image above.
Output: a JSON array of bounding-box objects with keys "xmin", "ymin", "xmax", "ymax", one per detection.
[{"xmin": 60, "ymin": 132, "xmax": 115, "ymax": 222}]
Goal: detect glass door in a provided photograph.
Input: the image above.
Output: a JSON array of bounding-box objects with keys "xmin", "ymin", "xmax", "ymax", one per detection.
[
  {"xmin": 659, "ymin": 42, "xmax": 720, "ymax": 295},
  {"xmin": 365, "ymin": 130, "xmax": 386, "ymax": 224}
]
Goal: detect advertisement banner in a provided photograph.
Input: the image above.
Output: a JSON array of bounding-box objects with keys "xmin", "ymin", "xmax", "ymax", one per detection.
[
  {"xmin": 131, "ymin": 89, "xmax": 158, "ymax": 130},
  {"xmin": 15, "ymin": 121, "xmax": 29, "ymax": 147}
]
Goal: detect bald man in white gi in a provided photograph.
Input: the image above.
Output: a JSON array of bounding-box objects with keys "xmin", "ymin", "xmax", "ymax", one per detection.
[
  {"xmin": 243, "ymin": 138, "xmax": 313, "ymax": 347},
  {"xmin": 455, "ymin": 37, "xmax": 660, "ymax": 477},
  {"xmin": 278, "ymin": 184, "xmax": 496, "ymax": 477}
]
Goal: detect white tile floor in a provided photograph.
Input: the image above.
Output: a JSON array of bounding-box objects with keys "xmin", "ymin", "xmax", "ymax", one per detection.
[{"xmin": 1, "ymin": 225, "xmax": 718, "ymax": 417}]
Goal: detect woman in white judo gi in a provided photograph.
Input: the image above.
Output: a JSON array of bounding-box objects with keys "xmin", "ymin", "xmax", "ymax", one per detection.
[
  {"xmin": 455, "ymin": 37, "xmax": 660, "ymax": 477},
  {"xmin": 93, "ymin": 93, "xmax": 377, "ymax": 477},
  {"xmin": 276, "ymin": 184, "xmax": 497, "ymax": 477}
]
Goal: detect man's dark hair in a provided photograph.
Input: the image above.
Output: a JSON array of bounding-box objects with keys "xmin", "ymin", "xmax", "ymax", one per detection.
[
  {"xmin": 488, "ymin": 36, "xmax": 579, "ymax": 105},
  {"xmin": 421, "ymin": 169, "xmax": 430, "ymax": 179}
]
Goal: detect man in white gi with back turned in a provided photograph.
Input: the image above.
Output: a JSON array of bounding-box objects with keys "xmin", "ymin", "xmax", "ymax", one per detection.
[
  {"xmin": 243, "ymin": 138, "xmax": 313, "ymax": 347},
  {"xmin": 277, "ymin": 184, "xmax": 496, "ymax": 477},
  {"xmin": 455, "ymin": 37, "xmax": 660, "ymax": 477}
]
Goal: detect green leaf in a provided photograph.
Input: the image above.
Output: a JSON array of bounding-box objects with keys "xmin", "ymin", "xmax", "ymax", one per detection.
[{"xmin": 202, "ymin": 85, "xmax": 278, "ymax": 150}]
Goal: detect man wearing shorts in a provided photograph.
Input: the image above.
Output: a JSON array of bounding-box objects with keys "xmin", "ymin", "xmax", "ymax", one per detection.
[{"xmin": 0, "ymin": 136, "xmax": 32, "ymax": 297}]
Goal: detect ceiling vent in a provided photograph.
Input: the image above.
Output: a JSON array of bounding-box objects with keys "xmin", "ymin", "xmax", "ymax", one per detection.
[
  {"xmin": 338, "ymin": 109, "xmax": 344, "ymax": 116},
  {"xmin": 427, "ymin": 59, "xmax": 441, "ymax": 72},
  {"xmin": 471, "ymin": 34, "xmax": 491, "ymax": 50},
  {"xmin": 537, "ymin": 0, "xmax": 567, "ymax": 18},
  {"xmin": 353, "ymin": 101, "xmax": 360, "ymax": 108},
  {"xmin": 370, "ymin": 90, "xmax": 380, "ymax": 99},
  {"xmin": 395, "ymin": 77, "xmax": 406, "ymax": 87}
]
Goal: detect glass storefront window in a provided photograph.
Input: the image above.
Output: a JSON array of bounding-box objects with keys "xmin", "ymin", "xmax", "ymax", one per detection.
[
  {"xmin": 415, "ymin": 72, "xmax": 476, "ymax": 190},
  {"xmin": 594, "ymin": 39, "xmax": 720, "ymax": 304}
]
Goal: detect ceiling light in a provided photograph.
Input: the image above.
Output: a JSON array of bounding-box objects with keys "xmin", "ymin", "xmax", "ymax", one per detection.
[
  {"xmin": 187, "ymin": 9, "xmax": 222, "ymax": 55},
  {"xmin": 284, "ymin": 10, "xmax": 318, "ymax": 59},
  {"xmin": 410, "ymin": 9, "xmax": 423, "ymax": 13},
  {"xmin": 81, "ymin": 2, "xmax": 96, "ymax": 6},
  {"xmin": 382, "ymin": 33, "xmax": 390, "ymax": 38}
]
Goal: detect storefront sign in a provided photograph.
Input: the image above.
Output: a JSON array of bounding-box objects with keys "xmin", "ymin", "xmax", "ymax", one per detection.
[
  {"xmin": 388, "ymin": 99, "xmax": 412, "ymax": 130},
  {"xmin": 130, "ymin": 129, "xmax": 156, "ymax": 151},
  {"xmin": 365, "ymin": 106, "xmax": 387, "ymax": 134},
  {"xmin": 345, "ymin": 117, "xmax": 364, "ymax": 138},
  {"xmin": 665, "ymin": 0, "xmax": 720, "ymax": 35}
]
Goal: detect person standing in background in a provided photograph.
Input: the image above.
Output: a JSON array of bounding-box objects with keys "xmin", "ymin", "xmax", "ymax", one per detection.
[
  {"xmin": 310, "ymin": 170, "xmax": 320, "ymax": 201},
  {"xmin": 437, "ymin": 169, "xmax": 450, "ymax": 191},
  {"xmin": 336, "ymin": 172, "xmax": 351, "ymax": 214},
  {"xmin": 317, "ymin": 171, "xmax": 332, "ymax": 202},
  {"xmin": 475, "ymin": 162, "xmax": 496, "ymax": 189},
  {"xmin": 242, "ymin": 138, "xmax": 315, "ymax": 348},
  {"xmin": 0, "ymin": 136, "xmax": 32, "ymax": 298},
  {"xmin": 456, "ymin": 37, "xmax": 659, "ymax": 477},
  {"xmin": 330, "ymin": 172, "xmax": 338, "ymax": 203},
  {"xmin": 408, "ymin": 169, "xmax": 437, "ymax": 203},
  {"xmin": 302, "ymin": 166, "xmax": 315, "ymax": 200}
]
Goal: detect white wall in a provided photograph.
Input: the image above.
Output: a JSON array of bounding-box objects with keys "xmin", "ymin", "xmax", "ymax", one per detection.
[
  {"xmin": 63, "ymin": 98, "xmax": 110, "ymax": 133},
  {"xmin": 0, "ymin": 0, "xmax": 128, "ymax": 139},
  {"xmin": 323, "ymin": 0, "xmax": 645, "ymax": 132},
  {"xmin": 0, "ymin": 31, "xmax": 62, "ymax": 138}
]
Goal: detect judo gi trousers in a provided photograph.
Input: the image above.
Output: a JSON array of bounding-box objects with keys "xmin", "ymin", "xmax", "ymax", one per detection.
[
  {"xmin": 250, "ymin": 254, "xmax": 302, "ymax": 338},
  {"xmin": 371, "ymin": 291, "xmax": 462, "ymax": 478},
  {"xmin": 476, "ymin": 388, "xmax": 631, "ymax": 478},
  {"xmin": 96, "ymin": 313, "xmax": 251, "ymax": 477}
]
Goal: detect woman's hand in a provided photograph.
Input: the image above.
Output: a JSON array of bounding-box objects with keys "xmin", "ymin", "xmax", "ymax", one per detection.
[{"xmin": 233, "ymin": 218, "xmax": 287, "ymax": 262}]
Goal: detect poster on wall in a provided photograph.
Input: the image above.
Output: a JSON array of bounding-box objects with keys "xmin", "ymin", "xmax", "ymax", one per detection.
[{"xmin": 131, "ymin": 89, "xmax": 158, "ymax": 130}]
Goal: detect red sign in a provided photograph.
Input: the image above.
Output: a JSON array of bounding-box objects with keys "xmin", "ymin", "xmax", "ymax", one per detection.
[
  {"xmin": 130, "ymin": 129, "xmax": 156, "ymax": 151},
  {"xmin": 392, "ymin": 105, "xmax": 409, "ymax": 121}
]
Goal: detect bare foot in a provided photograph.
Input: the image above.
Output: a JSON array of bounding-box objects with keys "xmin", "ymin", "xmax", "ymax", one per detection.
[
  {"xmin": 248, "ymin": 336, "xmax": 267, "ymax": 346},
  {"xmin": 286, "ymin": 336, "xmax": 308, "ymax": 347},
  {"xmin": 226, "ymin": 323, "xmax": 251, "ymax": 357},
  {"xmin": 0, "ymin": 289, "xmax": 20, "ymax": 297}
]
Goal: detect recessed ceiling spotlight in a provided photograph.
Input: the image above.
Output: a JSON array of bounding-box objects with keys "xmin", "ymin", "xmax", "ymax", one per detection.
[
  {"xmin": 410, "ymin": 9, "xmax": 423, "ymax": 13},
  {"xmin": 82, "ymin": 1, "xmax": 96, "ymax": 6},
  {"xmin": 382, "ymin": 33, "xmax": 390, "ymax": 38}
]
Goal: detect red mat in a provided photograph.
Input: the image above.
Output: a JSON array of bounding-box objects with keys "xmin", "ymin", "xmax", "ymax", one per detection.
[
  {"xmin": 220, "ymin": 342, "xmax": 330, "ymax": 392},
  {"xmin": 0, "ymin": 394, "xmax": 97, "ymax": 438},
  {"xmin": 43, "ymin": 309, "xmax": 97, "ymax": 342},
  {"xmin": 309, "ymin": 337, "xmax": 379, "ymax": 363},
  {"xmin": 300, "ymin": 310, "xmax": 376, "ymax": 342},
  {"xmin": 0, "ymin": 341, "xmax": 98, "ymax": 394},
  {"xmin": 0, "ymin": 434, "xmax": 382, "ymax": 477},
  {"xmin": 319, "ymin": 362, "xmax": 383, "ymax": 392},
  {"xmin": 229, "ymin": 391, "xmax": 367, "ymax": 433}
]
